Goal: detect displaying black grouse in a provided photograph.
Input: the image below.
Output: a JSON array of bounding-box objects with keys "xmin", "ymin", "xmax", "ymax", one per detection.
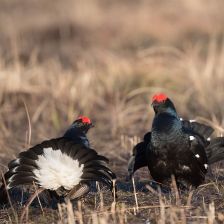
[
  {"xmin": 128, "ymin": 93, "xmax": 224, "ymax": 188},
  {"xmin": 0, "ymin": 116, "xmax": 116, "ymax": 209}
]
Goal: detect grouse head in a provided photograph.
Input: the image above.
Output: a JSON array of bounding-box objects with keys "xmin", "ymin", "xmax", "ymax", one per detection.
[
  {"xmin": 151, "ymin": 93, "xmax": 176, "ymax": 115},
  {"xmin": 72, "ymin": 116, "xmax": 94, "ymax": 133}
]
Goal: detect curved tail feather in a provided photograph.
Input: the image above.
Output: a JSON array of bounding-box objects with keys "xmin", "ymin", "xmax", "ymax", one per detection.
[
  {"xmin": 128, "ymin": 141, "xmax": 148, "ymax": 178},
  {"xmin": 206, "ymin": 137, "xmax": 224, "ymax": 164},
  {"xmin": 3, "ymin": 137, "xmax": 116, "ymax": 195}
]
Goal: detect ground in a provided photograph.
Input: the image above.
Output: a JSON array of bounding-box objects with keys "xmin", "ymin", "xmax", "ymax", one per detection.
[{"xmin": 1, "ymin": 0, "xmax": 224, "ymax": 223}]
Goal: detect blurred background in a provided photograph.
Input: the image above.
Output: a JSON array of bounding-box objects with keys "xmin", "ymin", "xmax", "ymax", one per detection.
[
  {"xmin": 1, "ymin": 1, "xmax": 224, "ymax": 223},
  {"xmin": 1, "ymin": 0, "xmax": 224, "ymax": 177}
]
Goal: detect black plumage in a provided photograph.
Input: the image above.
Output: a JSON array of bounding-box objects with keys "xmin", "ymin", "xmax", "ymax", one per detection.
[
  {"xmin": 206, "ymin": 137, "xmax": 224, "ymax": 164},
  {"xmin": 128, "ymin": 133, "xmax": 150, "ymax": 177},
  {"xmin": 4, "ymin": 138, "xmax": 114, "ymax": 189},
  {"xmin": 128, "ymin": 93, "xmax": 224, "ymax": 188},
  {"xmin": 0, "ymin": 116, "xmax": 116, "ymax": 208}
]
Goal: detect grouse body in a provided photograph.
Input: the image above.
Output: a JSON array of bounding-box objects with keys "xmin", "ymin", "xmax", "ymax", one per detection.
[{"xmin": 128, "ymin": 94, "xmax": 224, "ymax": 188}]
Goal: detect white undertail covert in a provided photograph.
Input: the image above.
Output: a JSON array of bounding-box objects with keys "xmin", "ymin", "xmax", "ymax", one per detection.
[{"xmin": 33, "ymin": 147, "xmax": 84, "ymax": 190}]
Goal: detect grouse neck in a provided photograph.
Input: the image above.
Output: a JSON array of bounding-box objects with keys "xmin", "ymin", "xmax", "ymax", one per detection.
[
  {"xmin": 63, "ymin": 126, "xmax": 90, "ymax": 147},
  {"xmin": 151, "ymin": 112, "xmax": 183, "ymax": 145}
]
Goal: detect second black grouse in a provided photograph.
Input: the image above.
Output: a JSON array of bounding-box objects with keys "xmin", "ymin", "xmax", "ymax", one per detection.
[{"xmin": 128, "ymin": 93, "xmax": 224, "ymax": 188}]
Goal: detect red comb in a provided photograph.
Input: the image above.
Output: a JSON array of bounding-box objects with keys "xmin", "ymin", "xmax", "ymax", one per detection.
[
  {"xmin": 78, "ymin": 115, "xmax": 91, "ymax": 124},
  {"xmin": 152, "ymin": 93, "xmax": 168, "ymax": 103}
]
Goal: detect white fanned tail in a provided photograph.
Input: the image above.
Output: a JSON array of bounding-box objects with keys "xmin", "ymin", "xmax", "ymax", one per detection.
[
  {"xmin": 33, "ymin": 147, "xmax": 84, "ymax": 190},
  {"xmin": 3, "ymin": 138, "xmax": 116, "ymax": 192}
]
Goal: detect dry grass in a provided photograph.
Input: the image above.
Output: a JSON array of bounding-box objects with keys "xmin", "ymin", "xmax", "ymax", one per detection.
[{"xmin": 1, "ymin": 0, "xmax": 224, "ymax": 223}]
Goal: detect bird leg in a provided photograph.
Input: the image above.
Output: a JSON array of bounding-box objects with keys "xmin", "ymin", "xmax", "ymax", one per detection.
[{"xmin": 20, "ymin": 187, "xmax": 45, "ymax": 223}]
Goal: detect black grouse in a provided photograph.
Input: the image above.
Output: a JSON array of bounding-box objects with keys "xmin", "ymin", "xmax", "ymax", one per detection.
[
  {"xmin": 0, "ymin": 116, "xmax": 116, "ymax": 208},
  {"xmin": 128, "ymin": 93, "xmax": 224, "ymax": 189}
]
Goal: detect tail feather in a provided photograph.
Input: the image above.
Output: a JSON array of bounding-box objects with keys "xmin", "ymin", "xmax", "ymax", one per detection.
[
  {"xmin": 128, "ymin": 141, "xmax": 148, "ymax": 177},
  {"xmin": 8, "ymin": 158, "xmax": 38, "ymax": 170},
  {"xmin": 7, "ymin": 177, "xmax": 36, "ymax": 189},
  {"xmin": 11, "ymin": 164, "xmax": 35, "ymax": 173},
  {"xmin": 78, "ymin": 150, "xmax": 98, "ymax": 163},
  {"xmin": 84, "ymin": 160, "xmax": 109, "ymax": 168},
  {"xmin": 58, "ymin": 139, "xmax": 115, "ymax": 189},
  {"xmin": 84, "ymin": 161, "xmax": 116, "ymax": 180},
  {"xmin": 40, "ymin": 139, "xmax": 59, "ymax": 150},
  {"xmin": 83, "ymin": 169, "xmax": 113, "ymax": 181},
  {"xmin": 5, "ymin": 171, "xmax": 33, "ymax": 181},
  {"xmin": 206, "ymin": 137, "xmax": 224, "ymax": 164},
  {"xmin": 8, "ymin": 159, "xmax": 20, "ymax": 169},
  {"xmin": 19, "ymin": 150, "xmax": 38, "ymax": 160},
  {"xmin": 30, "ymin": 143, "xmax": 44, "ymax": 155},
  {"xmin": 79, "ymin": 151, "xmax": 99, "ymax": 164},
  {"xmin": 4, "ymin": 137, "xmax": 115, "ymax": 193},
  {"xmin": 62, "ymin": 139, "xmax": 115, "ymax": 187},
  {"xmin": 4, "ymin": 167, "xmax": 34, "ymax": 180},
  {"xmin": 84, "ymin": 167, "xmax": 115, "ymax": 180},
  {"xmin": 92, "ymin": 155, "xmax": 109, "ymax": 163},
  {"xmin": 67, "ymin": 144, "xmax": 80, "ymax": 158},
  {"xmin": 84, "ymin": 163, "xmax": 113, "ymax": 174},
  {"xmin": 81, "ymin": 172, "xmax": 112, "ymax": 188}
]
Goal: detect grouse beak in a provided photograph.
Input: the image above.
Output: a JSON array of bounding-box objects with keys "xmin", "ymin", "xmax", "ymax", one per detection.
[
  {"xmin": 89, "ymin": 123, "xmax": 94, "ymax": 128},
  {"xmin": 151, "ymin": 100, "xmax": 161, "ymax": 107},
  {"xmin": 151, "ymin": 101, "xmax": 160, "ymax": 114},
  {"xmin": 151, "ymin": 101, "xmax": 156, "ymax": 107}
]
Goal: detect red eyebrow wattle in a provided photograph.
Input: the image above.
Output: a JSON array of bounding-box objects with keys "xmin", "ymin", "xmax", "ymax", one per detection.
[
  {"xmin": 152, "ymin": 93, "xmax": 168, "ymax": 103},
  {"xmin": 78, "ymin": 115, "xmax": 91, "ymax": 124}
]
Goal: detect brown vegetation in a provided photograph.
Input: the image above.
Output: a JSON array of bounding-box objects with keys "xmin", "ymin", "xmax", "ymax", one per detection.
[{"xmin": 1, "ymin": 0, "xmax": 224, "ymax": 223}]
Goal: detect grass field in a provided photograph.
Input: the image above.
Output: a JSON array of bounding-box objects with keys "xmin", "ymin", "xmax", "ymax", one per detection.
[{"xmin": 1, "ymin": 0, "xmax": 224, "ymax": 223}]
